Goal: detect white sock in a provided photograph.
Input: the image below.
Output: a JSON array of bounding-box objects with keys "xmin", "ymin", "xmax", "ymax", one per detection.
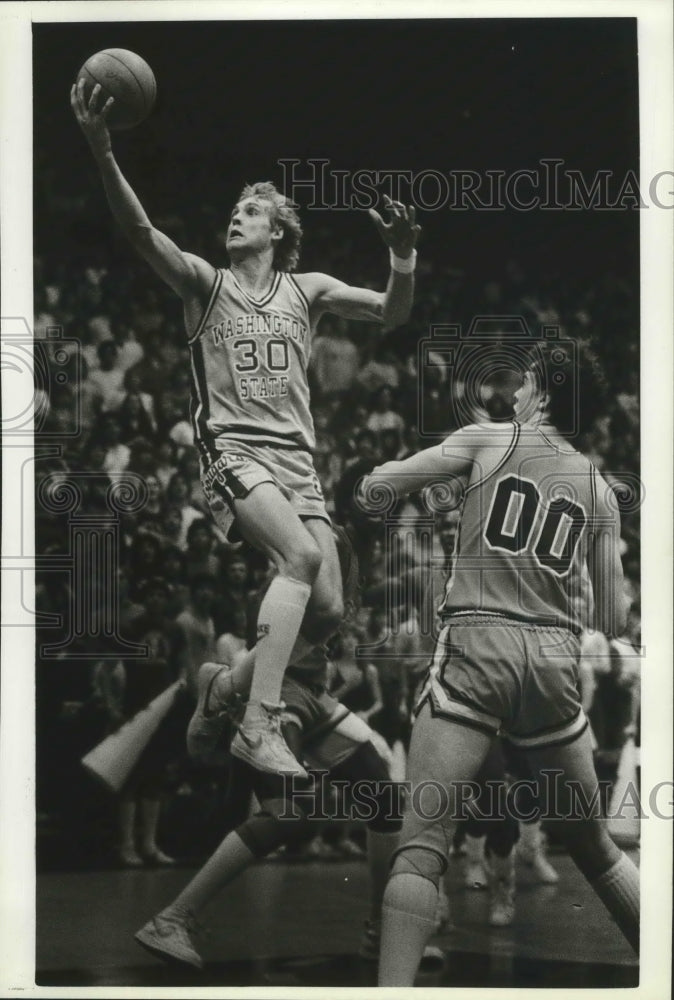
[
  {"xmin": 591, "ymin": 852, "xmax": 639, "ymax": 953},
  {"xmin": 168, "ymin": 831, "xmax": 254, "ymax": 918},
  {"xmin": 378, "ymin": 873, "xmax": 438, "ymax": 986},
  {"xmin": 245, "ymin": 575, "xmax": 311, "ymax": 714},
  {"xmin": 230, "ymin": 634, "xmax": 315, "ymax": 697}
]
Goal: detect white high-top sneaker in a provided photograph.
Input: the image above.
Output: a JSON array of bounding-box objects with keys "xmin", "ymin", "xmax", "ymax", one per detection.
[{"xmin": 518, "ymin": 821, "xmax": 559, "ymax": 884}]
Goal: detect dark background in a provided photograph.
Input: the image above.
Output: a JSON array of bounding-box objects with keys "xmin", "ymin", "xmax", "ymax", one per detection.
[{"xmin": 34, "ymin": 18, "xmax": 639, "ymax": 279}]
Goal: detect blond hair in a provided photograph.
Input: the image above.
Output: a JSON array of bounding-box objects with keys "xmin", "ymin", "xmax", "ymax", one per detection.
[{"xmin": 238, "ymin": 181, "xmax": 302, "ymax": 272}]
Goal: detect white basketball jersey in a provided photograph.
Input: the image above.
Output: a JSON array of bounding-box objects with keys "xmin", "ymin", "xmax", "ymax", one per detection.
[{"xmin": 187, "ymin": 269, "xmax": 315, "ymax": 458}]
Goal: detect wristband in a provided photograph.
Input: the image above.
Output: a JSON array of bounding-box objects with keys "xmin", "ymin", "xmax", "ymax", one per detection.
[{"xmin": 390, "ymin": 248, "xmax": 417, "ymax": 274}]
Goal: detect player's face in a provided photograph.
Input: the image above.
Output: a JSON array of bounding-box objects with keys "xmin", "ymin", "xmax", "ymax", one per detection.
[
  {"xmin": 226, "ymin": 197, "xmax": 281, "ymax": 257},
  {"xmin": 513, "ymin": 368, "xmax": 544, "ymax": 422}
]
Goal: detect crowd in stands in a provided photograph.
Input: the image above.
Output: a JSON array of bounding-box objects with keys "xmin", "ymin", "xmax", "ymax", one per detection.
[{"xmin": 33, "ymin": 203, "xmax": 641, "ymax": 867}]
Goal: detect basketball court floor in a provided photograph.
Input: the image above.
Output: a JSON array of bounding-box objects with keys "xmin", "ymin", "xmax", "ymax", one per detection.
[{"xmin": 37, "ymin": 847, "xmax": 638, "ymax": 988}]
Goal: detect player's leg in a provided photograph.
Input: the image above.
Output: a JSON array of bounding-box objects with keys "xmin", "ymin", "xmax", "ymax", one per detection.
[
  {"xmin": 525, "ymin": 727, "xmax": 639, "ymax": 952},
  {"xmin": 318, "ymin": 715, "xmax": 402, "ymax": 953},
  {"xmin": 193, "ymin": 516, "xmax": 342, "ymax": 705},
  {"xmin": 504, "ymin": 744, "xmax": 559, "ymax": 884},
  {"xmin": 136, "ymin": 724, "xmax": 314, "ymax": 968},
  {"xmin": 299, "ymin": 517, "xmax": 344, "ymax": 645},
  {"xmin": 228, "ymin": 483, "xmax": 322, "ymax": 774},
  {"xmin": 379, "ymin": 701, "xmax": 493, "ymax": 986},
  {"xmin": 220, "ymin": 518, "xmax": 347, "ymax": 696}
]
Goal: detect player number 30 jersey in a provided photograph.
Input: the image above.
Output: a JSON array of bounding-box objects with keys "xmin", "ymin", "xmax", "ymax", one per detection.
[{"xmin": 187, "ymin": 269, "xmax": 315, "ymax": 455}]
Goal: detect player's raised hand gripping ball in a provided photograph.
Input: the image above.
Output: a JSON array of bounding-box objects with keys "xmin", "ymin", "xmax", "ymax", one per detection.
[{"xmin": 75, "ymin": 49, "xmax": 156, "ymax": 130}]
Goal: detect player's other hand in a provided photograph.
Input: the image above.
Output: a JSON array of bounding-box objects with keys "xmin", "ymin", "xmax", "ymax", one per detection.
[
  {"xmin": 368, "ymin": 195, "xmax": 421, "ymax": 259},
  {"xmin": 70, "ymin": 79, "xmax": 114, "ymax": 159}
]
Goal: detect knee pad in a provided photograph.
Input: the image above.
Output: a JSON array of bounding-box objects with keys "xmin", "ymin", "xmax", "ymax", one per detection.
[
  {"xmin": 237, "ymin": 797, "xmax": 311, "ymax": 858},
  {"xmin": 390, "ymin": 842, "xmax": 447, "ymax": 889}
]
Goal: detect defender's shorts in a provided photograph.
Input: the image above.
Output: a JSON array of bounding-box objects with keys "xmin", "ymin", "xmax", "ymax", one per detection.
[
  {"xmin": 280, "ymin": 669, "xmax": 341, "ymax": 733},
  {"xmin": 415, "ymin": 612, "xmax": 586, "ymax": 750},
  {"xmin": 280, "ymin": 669, "xmax": 391, "ymax": 771},
  {"xmin": 201, "ymin": 439, "xmax": 330, "ymax": 539}
]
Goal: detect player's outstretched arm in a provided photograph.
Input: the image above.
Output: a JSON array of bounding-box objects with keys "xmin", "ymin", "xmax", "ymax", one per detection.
[
  {"xmin": 359, "ymin": 426, "xmax": 475, "ymax": 504},
  {"xmin": 297, "ymin": 196, "xmax": 420, "ymax": 327},
  {"xmin": 70, "ymin": 80, "xmax": 214, "ymax": 300}
]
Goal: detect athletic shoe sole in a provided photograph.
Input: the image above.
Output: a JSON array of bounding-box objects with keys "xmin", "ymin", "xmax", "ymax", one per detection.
[{"xmin": 134, "ymin": 927, "xmax": 203, "ymax": 970}]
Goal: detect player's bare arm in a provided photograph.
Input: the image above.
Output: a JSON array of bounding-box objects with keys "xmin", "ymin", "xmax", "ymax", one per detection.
[
  {"xmin": 361, "ymin": 422, "xmax": 518, "ymax": 501},
  {"xmin": 296, "ymin": 196, "xmax": 421, "ymax": 327},
  {"xmin": 587, "ymin": 475, "xmax": 627, "ymax": 638},
  {"xmin": 70, "ymin": 80, "xmax": 215, "ymax": 312}
]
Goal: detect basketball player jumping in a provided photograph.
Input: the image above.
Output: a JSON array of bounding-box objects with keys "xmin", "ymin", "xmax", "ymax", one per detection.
[
  {"xmin": 360, "ymin": 342, "xmax": 640, "ymax": 984},
  {"xmin": 71, "ymin": 81, "xmax": 420, "ymax": 778}
]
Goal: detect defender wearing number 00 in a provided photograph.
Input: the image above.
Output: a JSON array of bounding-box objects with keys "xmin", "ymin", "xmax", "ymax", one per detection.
[
  {"xmin": 361, "ymin": 341, "xmax": 639, "ymax": 984},
  {"xmin": 71, "ymin": 79, "xmax": 420, "ymax": 780}
]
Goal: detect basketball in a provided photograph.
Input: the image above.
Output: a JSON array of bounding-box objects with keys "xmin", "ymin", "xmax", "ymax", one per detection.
[{"xmin": 76, "ymin": 49, "xmax": 156, "ymax": 130}]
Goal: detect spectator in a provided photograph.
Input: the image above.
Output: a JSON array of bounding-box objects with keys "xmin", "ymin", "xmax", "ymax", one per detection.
[
  {"xmin": 158, "ymin": 544, "xmax": 189, "ymax": 616},
  {"xmin": 176, "ymin": 573, "xmax": 218, "ymax": 696},
  {"xmin": 117, "ymin": 577, "xmax": 190, "ymax": 867},
  {"xmin": 117, "ymin": 390, "xmax": 155, "ymax": 443},
  {"xmin": 136, "ymin": 474, "xmax": 165, "ymax": 534},
  {"xmin": 309, "ymin": 316, "xmax": 360, "ymax": 396},
  {"xmin": 155, "ymin": 438, "xmax": 178, "ymax": 492},
  {"xmin": 165, "ymin": 472, "xmax": 203, "ymax": 549},
  {"xmin": 177, "ymin": 446, "xmax": 209, "ymax": 513},
  {"xmin": 127, "ymin": 531, "xmax": 163, "ymax": 597},
  {"xmin": 214, "ymin": 551, "xmax": 251, "ymax": 636},
  {"xmin": 96, "ymin": 414, "xmax": 130, "ymax": 475},
  {"xmin": 333, "ymin": 428, "xmax": 379, "ymax": 532},
  {"xmin": 215, "ymin": 605, "xmax": 249, "ymax": 666},
  {"xmin": 86, "ymin": 340, "xmax": 125, "ymax": 413},
  {"xmin": 123, "ymin": 365, "xmax": 156, "ymax": 432},
  {"xmin": 366, "ymin": 385, "xmax": 405, "ymax": 440},
  {"xmin": 184, "ymin": 518, "xmax": 223, "ymax": 584},
  {"xmin": 111, "ymin": 316, "xmax": 144, "ymax": 374},
  {"xmin": 357, "ymin": 344, "xmax": 401, "ymax": 392},
  {"xmin": 127, "ymin": 436, "xmax": 157, "ymax": 479}
]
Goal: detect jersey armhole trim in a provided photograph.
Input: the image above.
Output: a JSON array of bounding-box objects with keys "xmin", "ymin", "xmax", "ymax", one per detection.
[
  {"xmin": 187, "ymin": 268, "xmax": 223, "ymax": 345},
  {"xmin": 465, "ymin": 421, "xmax": 521, "ymax": 495},
  {"xmin": 286, "ymin": 273, "xmax": 312, "ymax": 319}
]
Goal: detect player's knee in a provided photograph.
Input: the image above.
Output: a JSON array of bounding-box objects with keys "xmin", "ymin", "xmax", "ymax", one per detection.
[
  {"xmin": 281, "ymin": 538, "xmax": 323, "ymax": 584},
  {"xmin": 390, "ymin": 843, "xmax": 447, "ymax": 889},
  {"xmin": 238, "ymin": 797, "xmax": 311, "ymax": 858}
]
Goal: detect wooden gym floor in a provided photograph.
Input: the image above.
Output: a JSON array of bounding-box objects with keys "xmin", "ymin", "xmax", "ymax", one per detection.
[{"xmin": 36, "ymin": 849, "xmax": 638, "ymax": 988}]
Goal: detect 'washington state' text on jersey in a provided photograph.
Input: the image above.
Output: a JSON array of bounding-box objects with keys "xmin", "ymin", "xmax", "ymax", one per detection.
[
  {"xmin": 187, "ymin": 269, "xmax": 315, "ymax": 458},
  {"xmin": 439, "ymin": 422, "xmax": 600, "ymax": 632}
]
